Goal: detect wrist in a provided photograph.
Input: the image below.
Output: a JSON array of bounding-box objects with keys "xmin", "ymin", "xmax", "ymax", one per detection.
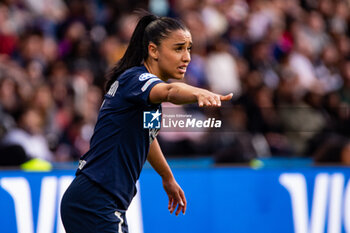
[{"xmin": 162, "ymin": 174, "xmax": 175, "ymax": 183}]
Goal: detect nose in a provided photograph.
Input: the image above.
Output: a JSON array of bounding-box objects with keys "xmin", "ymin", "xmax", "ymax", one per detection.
[{"xmin": 182, "ymin": 50, "xmax": 191, "ymax": 63}]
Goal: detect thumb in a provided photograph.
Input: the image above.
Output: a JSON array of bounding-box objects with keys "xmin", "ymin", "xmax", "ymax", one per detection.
[{"xmin": 220, "ymin": 93, "xmax": 233, "ymax": 101}]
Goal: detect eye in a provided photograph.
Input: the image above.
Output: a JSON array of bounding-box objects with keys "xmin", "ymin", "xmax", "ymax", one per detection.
[
  {"xmin": 175, "ymin": 47, "xmax": 182, "ymax": 52},
  {"xmin": 187, "ymin": 47, "xmax": 192, "ymax": 52}
]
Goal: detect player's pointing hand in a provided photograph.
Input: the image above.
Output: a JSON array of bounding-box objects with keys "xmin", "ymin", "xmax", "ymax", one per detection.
[{"xmin": 197, "ymin": 90, "xmax": 233, "ymax": 107}]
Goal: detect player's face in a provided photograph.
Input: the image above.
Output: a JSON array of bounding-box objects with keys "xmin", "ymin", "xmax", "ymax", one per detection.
[{"xmin": 157, "ymin": 29, "xmax": 192, "ymax": 80}]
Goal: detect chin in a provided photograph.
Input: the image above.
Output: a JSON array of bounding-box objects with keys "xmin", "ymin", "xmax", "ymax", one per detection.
[
  {"xmin": 166, "ymin": 72, "xmax": 185, "ymax": 80},
  {"xmin": 175, "ymin": 73, "xmax": 185, "ymax": 80}
]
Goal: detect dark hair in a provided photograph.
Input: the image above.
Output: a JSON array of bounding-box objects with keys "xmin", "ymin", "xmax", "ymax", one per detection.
[{"xmin": 105, "ymin": 13, "xmax": 188, "ymax": 92}]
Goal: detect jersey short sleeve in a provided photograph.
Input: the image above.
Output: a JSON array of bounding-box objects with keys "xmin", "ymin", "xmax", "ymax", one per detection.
[{"xmin": 122, "ymin": 71, "xmax": 164, "ymax": 106}]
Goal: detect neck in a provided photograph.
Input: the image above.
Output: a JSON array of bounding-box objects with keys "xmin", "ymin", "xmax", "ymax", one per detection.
[{"xmin": 144, "ymin": 59, "xmax": 168, "ymax": 82}]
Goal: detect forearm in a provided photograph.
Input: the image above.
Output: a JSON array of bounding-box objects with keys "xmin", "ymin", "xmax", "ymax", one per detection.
[
  {"xmin": 150, "ymin": 82, "xmax": 232, "ymax": 106},
  {"xmin": 165, "ymin": 82, "xmax": 202, "ymax": 105},
  {"xmin": 147, "ymin": 138, "xmax": 174, "ymax": 181}
]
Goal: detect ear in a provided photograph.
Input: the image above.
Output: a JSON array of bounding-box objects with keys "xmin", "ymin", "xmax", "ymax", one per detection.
[{"xmin": 148, "ymin": 42, "xmax": 159, "ymax": 61}]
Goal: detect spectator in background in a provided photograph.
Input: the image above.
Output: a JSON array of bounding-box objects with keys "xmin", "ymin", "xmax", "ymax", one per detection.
[
  {"xmin": 0, "ymin": 106, "xmax": 27, "ymax": 166},
  {"xmin": 287, "ymin": 29, "xmax": 320, "ymax": 92},
  {"xmin": 0, "ymin": 3, "xmax": 18, "ymax": 56},
  {"xmin": 3, "ymin": 107, "xmax": 53, "ymax": 161},
  {"xmin": 248, "ymin": 40, "xmax": 279, "ymax": 89},
  {"xmin": 276, "ymin": 72, "xmax": 327, "ymax": 155},
  {"xmin": 339, "ymin": 61, "xmax": 350, "ymax": 105},
  {"xmin": 206, "ymin": 38, "xmax": 242, "ymax": 96},
  {"xmin": 315, "ymin": 43, "xmax": 343, "ymax": 93}
]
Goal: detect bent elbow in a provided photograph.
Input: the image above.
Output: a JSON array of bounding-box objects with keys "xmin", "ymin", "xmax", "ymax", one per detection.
[{"xmin": 166, "ymin": 85, "xmax": 180, "ymax": 104}]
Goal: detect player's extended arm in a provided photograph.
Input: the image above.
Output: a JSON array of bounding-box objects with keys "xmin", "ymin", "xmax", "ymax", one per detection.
[
  {"xmin": 149, "ymin": 82, "xmax": 233, "ymax": 106},
  {"xmin": 147, "ymin": 138, "xmax": 186, "ymax": 216}
]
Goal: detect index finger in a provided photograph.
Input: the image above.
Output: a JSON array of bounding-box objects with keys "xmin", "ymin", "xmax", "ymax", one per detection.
[{"xmin": 220, "ymin": 93, "xmax": 233, "ymax": 101}]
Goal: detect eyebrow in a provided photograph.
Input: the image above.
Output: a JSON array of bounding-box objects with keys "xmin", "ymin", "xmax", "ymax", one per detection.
[{"xmin": 173, "ymin": 42, "xmax": 193, "ymax": 46}]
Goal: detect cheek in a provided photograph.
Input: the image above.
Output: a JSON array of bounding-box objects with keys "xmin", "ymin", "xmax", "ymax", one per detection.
[{"xmin": 159, "ymin": 53, "xmax": 178, "ymax": 70}]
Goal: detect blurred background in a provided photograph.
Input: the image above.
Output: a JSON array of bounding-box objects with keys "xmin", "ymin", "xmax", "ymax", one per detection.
[
  {"xmin": 1, "ymin": 1, "xmax": 350, "ymax": 233},
  {"xmin": 1, "ymin": 0, "xmax": 350, "ymax": 166}
]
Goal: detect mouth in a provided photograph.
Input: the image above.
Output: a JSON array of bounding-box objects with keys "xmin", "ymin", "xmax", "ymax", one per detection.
[{"xmin": 177, "ymin": 66, "xmax": 187, "ymax": 74}]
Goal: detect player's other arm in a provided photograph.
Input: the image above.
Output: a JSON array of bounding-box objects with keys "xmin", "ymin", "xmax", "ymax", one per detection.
[
  {"xmin": 149, "ymin": 82, "xmax": 233, "ymax": 106},
  {"xmin": 147, "ymin": 138, "xmax": 186, "ymax": 216}
]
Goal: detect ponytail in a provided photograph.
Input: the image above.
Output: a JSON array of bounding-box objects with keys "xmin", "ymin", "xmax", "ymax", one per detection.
[
  {"xmin": 105, "ymin": 12, "xmax": 188, "ymax": 92},
  {"xmin": 105, "ymin": 14, "xmax": 158, "ymax": 92}
]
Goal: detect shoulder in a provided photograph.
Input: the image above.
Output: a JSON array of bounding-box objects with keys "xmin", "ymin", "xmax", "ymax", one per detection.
[
  {"xmin": 120, "ymin": 66, "xmax": 160, "ymax": 85},
  {"xmin": 119, "ymin": 66, "xmax": 146, "ymax": 80}
]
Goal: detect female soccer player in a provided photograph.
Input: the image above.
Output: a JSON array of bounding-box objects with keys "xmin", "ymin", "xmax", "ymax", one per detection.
[{"xmin": 60, "ymin": 13, "xmax": 233, "ymax": 233}]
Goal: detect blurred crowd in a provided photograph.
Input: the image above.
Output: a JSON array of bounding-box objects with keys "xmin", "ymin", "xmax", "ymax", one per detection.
[{"xmin": 1, "ymin": 0, "xmax": 350, "ymax": 165}]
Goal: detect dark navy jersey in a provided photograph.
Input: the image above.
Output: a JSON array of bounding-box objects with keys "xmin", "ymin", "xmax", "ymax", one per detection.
[{"xmin": 76, "ymin": 65, "xmax": 163, "ymax": 209}]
